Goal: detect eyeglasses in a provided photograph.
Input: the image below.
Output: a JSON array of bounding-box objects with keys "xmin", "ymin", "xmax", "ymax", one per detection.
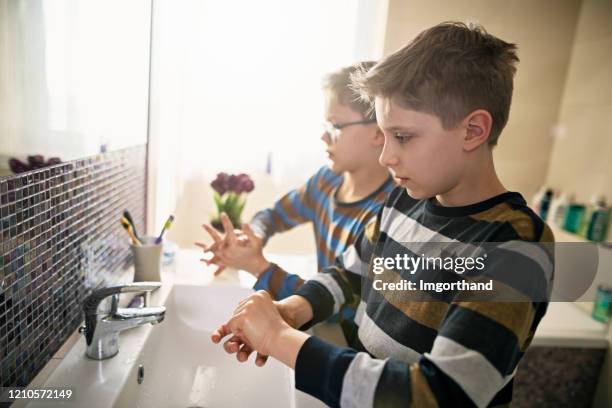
[{"xmin": 322, "ymin": 118, "xmax": 377, "ymax": 143}]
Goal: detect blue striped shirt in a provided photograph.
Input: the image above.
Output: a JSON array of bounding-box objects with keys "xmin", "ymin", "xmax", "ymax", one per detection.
[{"xmin": 250, "ymin": 166, "xmax": 394, "ymax": 301}]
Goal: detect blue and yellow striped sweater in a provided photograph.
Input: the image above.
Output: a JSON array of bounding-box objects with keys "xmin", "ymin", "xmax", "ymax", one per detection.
[
  {"xmin": 294, "ymin": 186, "xmax": 554, "ymax": 407},
  {"xmin": 250, "ymin": 165, "xmax": 394, "ymax": 300}
]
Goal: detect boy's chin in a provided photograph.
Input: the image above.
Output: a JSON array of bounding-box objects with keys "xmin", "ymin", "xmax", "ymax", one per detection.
[
  {"xmin": 328, "ymin": 161, "xmax": 345, "ymax": 174},
  {"xmin": 403, "ymin": 186, "xmax": 430, "ymax": 200}
]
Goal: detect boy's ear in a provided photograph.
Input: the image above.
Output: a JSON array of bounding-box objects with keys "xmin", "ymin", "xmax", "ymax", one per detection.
[{"xmin": 463, "ymin": 110, "xmax": 492, "ymax": 151}]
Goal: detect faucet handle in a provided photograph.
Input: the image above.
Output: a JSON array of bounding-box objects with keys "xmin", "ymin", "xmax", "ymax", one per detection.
[{"xmin": 84, "ymin": 282, "xmax": 162, "ymax": 316}]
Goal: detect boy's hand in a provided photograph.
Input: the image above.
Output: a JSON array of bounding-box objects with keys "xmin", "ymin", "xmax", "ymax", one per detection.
[
  {"xmin": 210, "ymin": 294, "xmax": 313, "ymax": 366},
  {"xmin": 211, "ymin": 291, "xmax": 310, "ymax": 369},
  {"xmin": 196, "ymin": 213, "xmax": 269, "ymax": 277}
]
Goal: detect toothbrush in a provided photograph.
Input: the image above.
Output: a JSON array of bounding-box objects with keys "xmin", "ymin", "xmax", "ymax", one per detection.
[
  {"xmin": 123, "ymin": 209, "xmax": 140, "ymax": 240},
  {"xmin": 120, "ymin": 216, "xmax": 142, "ymax": 246},
  {"xmin": 155, "ymin": 215, "xmax": 175, "ymax": 244}
]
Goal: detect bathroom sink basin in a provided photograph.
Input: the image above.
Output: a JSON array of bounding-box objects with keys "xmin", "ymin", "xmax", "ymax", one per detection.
[
  {"xmin": 115, "ymin": 284, "xmax": 294, "ymax": 407},
  {"xmin": 27, "ymin": 284, "xmax": 296, "ymax": 408}
]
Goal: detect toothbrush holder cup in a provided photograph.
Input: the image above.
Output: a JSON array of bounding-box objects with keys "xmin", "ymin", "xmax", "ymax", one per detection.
[{"xmin": 131, "ymin": 236, "xmax": 162, "ymax": 282}]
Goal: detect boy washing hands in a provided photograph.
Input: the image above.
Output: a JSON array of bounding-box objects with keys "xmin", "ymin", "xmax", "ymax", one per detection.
[{"xmin": 210, "ymin": 22, "xmax": 554, "ymax": 408}]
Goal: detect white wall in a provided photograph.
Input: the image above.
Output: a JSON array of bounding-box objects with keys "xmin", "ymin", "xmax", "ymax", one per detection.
[
  {"xmin": 545, "ymin": 0, "xmax": 612, "ymax": 216},
  {"xmin": 382, "ymin": 0, "xmax": 583, "ymax": 201}
]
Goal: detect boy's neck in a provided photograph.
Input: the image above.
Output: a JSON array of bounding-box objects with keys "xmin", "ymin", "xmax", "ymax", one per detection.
[
  {"xmin": 435, "ymin": 153, "xmax": 507, "ymax": 207},
  {"xmin": 337, "ymin": 164, "xmax": 389, "ymax": 202}
]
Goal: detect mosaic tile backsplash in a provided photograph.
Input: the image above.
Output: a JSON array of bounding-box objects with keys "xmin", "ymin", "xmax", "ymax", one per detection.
[{"xmin": 0, "ymin": 146, "xmax": 146, "ymax": 387}]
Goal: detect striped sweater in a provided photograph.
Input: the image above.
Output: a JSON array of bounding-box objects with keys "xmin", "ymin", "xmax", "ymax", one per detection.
[
  {"xmin": 249, "ymin": 166, "xmax": 394, "ymax": 300},
  {"xmin": 294, "ymin": 187, "xmax": 554, "ymax": 407}
]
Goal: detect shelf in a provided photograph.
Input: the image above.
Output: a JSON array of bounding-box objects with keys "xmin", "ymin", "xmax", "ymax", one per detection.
[{"xmin": 549, "ymin": 224, "xmax": 588, "ymax": 243}]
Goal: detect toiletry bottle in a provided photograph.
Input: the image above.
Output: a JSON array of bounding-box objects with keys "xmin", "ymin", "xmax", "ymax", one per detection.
[
  {"xmin": 539, "ymin": 189, "xmax": 554, "ymax": 221},
  {"xmin": 592, "ymin": 285, "xmax": 612, "ymax": 323},
  {"xmin": 586, "ymin": 197, "xmax": 609, "ymax": 242},
  {"xmin": 564, "ymin": 203, "xmax": 585, "ymax": 234},
  {"xmin": 531, "ymin": 186, "xmax": 547, "ymax": 215},
  {"xmin": 549, "ymin": 192, "xmax": 573, "ymax": 228},
  {"xmin": 579, "ymin": 195, "xmax": 600, "ymax": 238}
]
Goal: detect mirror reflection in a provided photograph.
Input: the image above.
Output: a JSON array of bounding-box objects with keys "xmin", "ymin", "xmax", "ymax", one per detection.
[{"xmin": 0, "ymin": 0, "xmax": 151, "ymax": 177}]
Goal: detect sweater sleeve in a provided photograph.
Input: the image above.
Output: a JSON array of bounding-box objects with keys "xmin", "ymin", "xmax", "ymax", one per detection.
[
  {"xmin": 293, "ymin": 212, "xmax": 380, "ymax": 328},
  {"xmin": 249, "ymin": 168, "xmax": 324, "ymax": 245},
  {"xmin": 253, "ymin": 263, "xmax": 305, "ymax": 300}
]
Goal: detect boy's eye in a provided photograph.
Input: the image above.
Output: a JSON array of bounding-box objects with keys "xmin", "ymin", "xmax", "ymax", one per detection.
[{"xmin": 393, "ymin": 132, "xmax": 414, "ymax": 144}]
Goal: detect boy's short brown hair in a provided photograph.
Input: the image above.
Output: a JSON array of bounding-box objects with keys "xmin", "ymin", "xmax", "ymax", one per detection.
[
  {"xmin": 351, "ymin": 22, "xmax": 519, "ymax": 145},
  {"xmin": 323, "ymin": 61, "xmax": 377, "ymax": 120}
]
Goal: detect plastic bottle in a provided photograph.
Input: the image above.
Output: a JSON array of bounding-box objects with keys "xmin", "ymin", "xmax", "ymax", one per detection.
[
  {"xmin": 530, "ymin": 186, "xmax": 547, "ymax": 215},
  {"xmin": 592, "ymin": 285, "xmax": 612, "ymax": 322},
  {"xmin": 586, "ymin": 197, "xmax": 609, "ymax": 242},
  {"xmin": 564, "ymin": 204, "xmax": 585, "ymax": 233},
  {"xmin": 579, "ymin": 195, "xmax": 601, "ymax": 238},
  {"xmin": 549, "ymin": 192, "xmax": 573, "ymax": 228},
  {"xmin": 539, "ymin": 189, "xmax": 554, "ymax": 221}
]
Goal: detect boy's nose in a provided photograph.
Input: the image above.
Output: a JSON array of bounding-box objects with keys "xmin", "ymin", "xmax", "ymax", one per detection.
[
  {"xmin": 321, "ymin": 131, "xmax": 332, "ymax": 145},
  {"xmin": 379, "ymin": 141, "xmax": 399, "ymax": 168}
]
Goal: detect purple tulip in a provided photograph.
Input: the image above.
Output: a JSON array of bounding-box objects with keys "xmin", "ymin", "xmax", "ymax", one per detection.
[
  {"xmin": 211, "ymin": 172, "xmax": 255, "ymax": 195},
  {"xmin": 241, "ymin": 178, "xmax": 254, "ymax": 193},
  {"xmin": 234, "ymin": 174, "xmax": 246, "ymax": 193},
  {"xmin": 237, "ymin": 173, "xmax": 254, "ymax": 193},
  {"xmin": 9, "ymin": 158, "xmax": 29, "ymax": 174},
  {"xmin": 228, "ymin": 174, "xmax": 239, "ymax": 193},
  {"xmin": 8, "ymin": 155, "xmax": 63, "ymax": 174},
  {"xmin": 27, "ymin": 155, "xmax": 45, "ymax": 167},
  {"xmin": 211, "ymin": 172, "xmax": 230, "ymax": 195}
]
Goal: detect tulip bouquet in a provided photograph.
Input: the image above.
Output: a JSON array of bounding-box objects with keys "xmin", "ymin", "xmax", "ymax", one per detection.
[{"xmin": 210, "ymin": 172, "xmax": 255, "ymax": 232}]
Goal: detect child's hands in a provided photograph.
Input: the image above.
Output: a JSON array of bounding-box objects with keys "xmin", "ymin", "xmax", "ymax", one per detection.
[
  {"xmin": 196, "ymin": 213, "xmax": 269, "ymax": 277},
  {"xmin": 211, "ymin": 291, "xmax": 289, "ymax": 363},
  {"xmin": 211, "ymin": 294, "xmax": 314, "ymax": 367},
  {"xmin": 211, "ymin": 291, "xmax": 309, "ymax": 369}
]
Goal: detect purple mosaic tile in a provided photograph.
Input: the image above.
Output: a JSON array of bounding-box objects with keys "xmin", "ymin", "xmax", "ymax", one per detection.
[{"xmin": 0, "ymin": 146, "xmax": 146, "ymax": 387}]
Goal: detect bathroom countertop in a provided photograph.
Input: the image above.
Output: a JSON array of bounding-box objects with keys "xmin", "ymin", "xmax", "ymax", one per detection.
[{"xmin": 532, "ymin": 302, "xmax": 609, "ymax": 348}]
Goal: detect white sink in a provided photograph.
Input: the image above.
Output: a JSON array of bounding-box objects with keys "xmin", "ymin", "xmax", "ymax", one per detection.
[
  {"xmin": 116, "ymin": 285, "xmax": 294, "ymax": 407},
  {"xmin": 27, "ymin": 284, "xmax": 296, "ymax": 408}
]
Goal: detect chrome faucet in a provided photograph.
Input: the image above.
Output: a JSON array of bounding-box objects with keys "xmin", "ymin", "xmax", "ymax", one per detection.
[{"xmin": 80, "ymin": 282, "xmax": 166, "ymax": 360}]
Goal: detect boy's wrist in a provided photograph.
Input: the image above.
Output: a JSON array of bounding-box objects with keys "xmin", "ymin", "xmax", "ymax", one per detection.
[
  {"xmin": 269, "ymin": 325, "xmax": 310, "ymax": 369},
  {"xmin": 248, "ymin": 256, "xmax": 271, "ymax": 278},
  {"xmin": 278, "ymin": 295, "xmax": 314, "ymax": 329}
]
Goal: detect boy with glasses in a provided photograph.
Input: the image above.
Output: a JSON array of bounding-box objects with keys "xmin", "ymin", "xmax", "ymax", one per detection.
[{"xmin": 198, "ymin": 62, "xmax": 394, "ymax": 342}]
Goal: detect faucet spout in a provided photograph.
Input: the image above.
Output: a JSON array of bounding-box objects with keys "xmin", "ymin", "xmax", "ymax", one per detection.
[
  {"xmin": 103, "ymin": 306, "xmax": 166, "ymax": 332},
  {"xmin": 115, "ymin": 306, "xmax": 166, "ymax": 321},
  {"xmin": 82, "ymin": 282, "xmax": 166, "ymax": 360}
]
